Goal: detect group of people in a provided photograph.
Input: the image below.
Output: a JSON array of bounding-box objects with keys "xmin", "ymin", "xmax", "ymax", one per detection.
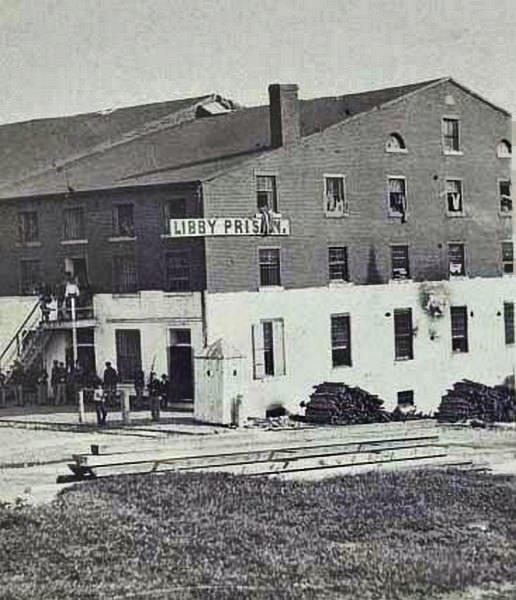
[
  {"xmin": 38, "ymin": 273, "xmax": 91, "ymax": 323},
  {"xmin": 91, "ymin": 365, "xmax": 171, "ymax": 425},
  {"xmin": 0, "ymin": 357, "xmax": 174, "ymax": 426}
]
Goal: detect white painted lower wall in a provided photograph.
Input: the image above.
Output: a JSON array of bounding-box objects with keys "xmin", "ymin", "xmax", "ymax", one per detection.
[
  {"xmin": 93, "ymin": 291, "xmax": 204, "ymax": 393},
  {"xmin": 204, "ymin": 278, "xmax": 516, "ymax": 418}
]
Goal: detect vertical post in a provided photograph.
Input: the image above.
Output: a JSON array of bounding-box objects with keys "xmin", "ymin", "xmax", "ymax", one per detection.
[
  {"xmin": 78, "ymin": 388, "xmax": 85, "ymax": 424},
  {"xmin": 71, "ymin": 296, "xmax": 78, "ymax": 365},
  {"xmin": 120, "ymin": 390, "xmax": 131, "ymax": 425}
]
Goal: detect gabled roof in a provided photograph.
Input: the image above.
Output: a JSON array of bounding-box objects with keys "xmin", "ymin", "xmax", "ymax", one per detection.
[{"xmin": 1, "ymin": 77, "xmax": 507, "ymax": 199}]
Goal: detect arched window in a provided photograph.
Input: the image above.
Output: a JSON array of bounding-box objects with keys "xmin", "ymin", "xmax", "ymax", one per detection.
[
  {"xmin": 497, "ymin": 139, "xmax": 512, "ymax": 158},
  {"xmin": 385, "ymin": 133, "xmax": 407, "ymax": 152}
]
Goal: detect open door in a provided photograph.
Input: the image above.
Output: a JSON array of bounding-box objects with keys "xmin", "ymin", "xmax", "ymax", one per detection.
[{"xmin": 168, "ymin": 329, "xmax": 194, "ymax": 401}]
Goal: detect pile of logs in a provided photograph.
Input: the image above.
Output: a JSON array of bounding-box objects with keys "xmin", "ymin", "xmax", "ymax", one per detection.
[
  {"xmin": 304, "ymin": 382, "xmax": 391, "ymax": 425},
  {"xmin": 436, "ymin": 379, "xmax": 516, "ymax": 423}
]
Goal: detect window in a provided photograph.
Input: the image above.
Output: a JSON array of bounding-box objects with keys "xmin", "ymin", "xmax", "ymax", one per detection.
[
  {"xmin": 385, "ymin": 133, "xmax": 406, "ymax": 152},
  {"xmin": 497, "ymin": 140, "xmax": 512, "ymax": 158},
  {"xmin": 397, "ymin": 390, "xmax": 414, "ymax": 407},
  {"xmin": 112, "ymin": 204, "xmax": 135, "ymax": 237},
  {"xmin": 252, "ymin": 319, "xmax": 285, "ymax": 378},
  {"xmin": 324, "ymin": 175, "xmax": 347, "ymax": 217},
  {"xmin": 63, "ymin": 207, "xmax": 85, "ymax": 240},
  {"xmin": 18, "ymin": 211, "xmax": 39, "ymax": 243},
  {"xmin": 391, "ymin": 245, "xmax": 410, "ymax": 280},
  {"xmin": 446, "ymin": 179, "xmax": 463, "ymax": 214},
  {"xmin": 448, "ymin": 243, "xmax": 465, "ymax": 277},
  {"xmin": 442, "ymin": 117, "xmax": 460, "ymax": 152},
  {"xmin": 115, "ymin": 330, "xmax": 142, "ymax": 382},
  {"xmin": 394, "ymin": 309, "xmax": 413, "ymax": 360},
  {"xmin": 112, "ymin": 254, "xmax": 138, "ymax": 293},
  {"xmin": 20, "ymin": 260, "xmax": 41, "ymax": 295},
  {"xmin": 328, "ymin": 247, "xmax": 349, "ymax": 281},
  {"xmin": 163, "ymin": 199, "xmax": 186, "ymax": 233},
  {"xmin": 502, "ymin": 242, "xmax": 514, "ymax": 274},
  {"xmin": 258, "ymin": 248, "xmax": 281, "ymax": 286},
  {"xmin": 387, "ymin": 177, "xmax": 407, "ymax": 221},
  {"xmin": 165, "ymin": 250, "xmax": 190, "ymax": 292},
  {"xmin": 450, "ymin": 306, "xmax": 468, "ymax": 353},
  {"xmin": 256, "ymin": 175, "xmax": 278, "ymax": 212},
  {"xmin": 504, "ymin": 302, "xmax": 515, "ymax": 345},
  {"xmin": 500, "ymin": 181, "xmax": 512, "ymax": 214},
  {"xmin": 331, "ymin": 315, "xmax": 352, "ymax": 367}
]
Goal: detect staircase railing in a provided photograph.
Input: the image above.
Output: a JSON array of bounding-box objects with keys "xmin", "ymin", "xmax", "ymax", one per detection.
[{"xmin": 0, "ymin": 300, "xmax": 41, "ymax": 370}]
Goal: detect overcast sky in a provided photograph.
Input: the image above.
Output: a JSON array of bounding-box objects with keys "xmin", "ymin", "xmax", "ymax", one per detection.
[{"xmin": 0, "ymin": 0, "xmax": 515, "ymax": 124}]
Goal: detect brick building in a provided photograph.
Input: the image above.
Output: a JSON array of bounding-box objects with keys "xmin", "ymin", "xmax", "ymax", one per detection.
[{"xmin": 0, "ymin": 78, "xmax": 513, "ymax": 421}]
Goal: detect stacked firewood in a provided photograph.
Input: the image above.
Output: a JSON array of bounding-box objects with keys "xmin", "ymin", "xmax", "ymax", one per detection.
[
  {"xmin": 304, "ymin": 382, "xmax": 391, "ymax": 425},
  {"xmin": 436, "ymin": 379, "xmax": 516, "ymax": 423}
]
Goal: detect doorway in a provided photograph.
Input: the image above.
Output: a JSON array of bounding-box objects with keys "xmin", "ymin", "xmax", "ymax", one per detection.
[
  {"xmin": 168, "ymin": 329, "xmax": 194, "ymax": 401},
  {"xmin": 64, "ymin": 257, "xmax": 89, "ymax": 287}
]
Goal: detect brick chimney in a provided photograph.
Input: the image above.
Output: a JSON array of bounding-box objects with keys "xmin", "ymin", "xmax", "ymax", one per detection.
[{"xmin": 268, "ymin": 84, "xmax": 300, "ymax": 148}]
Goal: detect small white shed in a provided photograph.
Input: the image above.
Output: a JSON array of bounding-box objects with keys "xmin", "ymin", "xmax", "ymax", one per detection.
[{"xmin": 193, "ymin": 339, "xmax": 245, "ymax": 425}]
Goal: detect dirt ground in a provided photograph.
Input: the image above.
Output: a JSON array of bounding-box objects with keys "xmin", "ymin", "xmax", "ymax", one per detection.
[{"xmin": 1, "ymin": 407, "xmax": 516, "ymax": 505}]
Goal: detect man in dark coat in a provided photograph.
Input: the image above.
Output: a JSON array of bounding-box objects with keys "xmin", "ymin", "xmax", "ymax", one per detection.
[{"xmin": 103, "ymin": 362, "xmax": 118, "ymax": 405}]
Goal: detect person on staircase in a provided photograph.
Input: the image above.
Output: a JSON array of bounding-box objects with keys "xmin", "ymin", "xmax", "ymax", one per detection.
[{"xmin": 11, "ymin": 360, "xmax": 25, "ymax": 407}]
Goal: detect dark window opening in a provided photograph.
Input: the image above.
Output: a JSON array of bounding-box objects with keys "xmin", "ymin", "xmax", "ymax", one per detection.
[
  {"xmin": 451, "ymin": 306, "xmax": 469, "ymax": 353},
  {"xmin": 18, "ymin": 211, "xmax": 39, "ymax": 243},
  {"xmin": 386, "ymin": 133, "xmax": 406, "ymax": 152},
  {"xmin": 112, "ymin": 204, "xmax": 135, "ymax": 237},
  {"xmin": 256, "ymin": 175, "xmax": 278, "ymax": 212},
  {"xmin": 397, "ymin": 390, "xmax": 414, "ymax": 406},
  {"xmin": 328, "ymin": 247, "xmax": 349, "ymax": 281},
  {"xmin": 63, "ymin": 207, "xmax": 85, "ymax": 240},
  {"xmin": 442, "ymin": 118, "xmax": 460, "ymax": 152},
  {"xmin": 324, "ymin": 176, "xmax": 347, "ymax": 217},
  {"xmin": 165, "ymin": 250, "xmax": 191, "ymax": 292},
  {"xmin": 446, "ymin": 180, "xmax": 463, "ymax": 214},
  {"xmin": 112, "ymin": 254, "xmax": 138, "ymax": 293},
  {"xmin": 499, "ymin": 181, "xmax": 512, "ymax": 213},
  {"xmin": 331, "ymin": 315, "xmax": 351, "ymax": 367},
  {"xmin": 448, "ymin": 243, "xmax": 465, "ymax": 277},
  {"xmin": 504, "ymin": 302, "xmax": 515, "ymax": 345},
  {"xmin": 164, "ymin": 199, "xmax": 187, "ymax": 233},
  {"xmin": 263, "ymin": 321, "xmax": 274, "ymax": 376},
  {"xmin": 259, "ymin": 248, "xmax": 281, "ymax": 286},
  {"xmin": 115, "ymin": 329, "xmax": 142, "ymax": 383},
  {"xmin": 388, "ymin": 177, "xmax": 407, "ymax": 221},
  {"xmin": 502, "ymin": 242, "xmax": 514, "ymax": 274},
  {"xmin": 394, "ymin": 308, "xmax": 413, "ymax": 360},
  {"xmin": 20, "ymin": 260, "xmax": 41, "ymax": 295},
  {"xmin": 391, "ymin": 245, "xmax": 410, "ymax": 280}
]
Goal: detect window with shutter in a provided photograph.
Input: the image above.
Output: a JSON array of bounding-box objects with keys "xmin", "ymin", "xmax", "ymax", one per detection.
[
  {"xmin": 394, "ymin": 309, "xmax": 413, "ymax": 360},
  {"xmin": 450, "ymin": 306, "xmax": 469, "ymax": 353}
]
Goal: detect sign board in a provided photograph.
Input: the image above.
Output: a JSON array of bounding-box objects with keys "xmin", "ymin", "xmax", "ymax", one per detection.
[{"xmin": 168, "ymin": 217, "xmax": 290, "ymax": 237}]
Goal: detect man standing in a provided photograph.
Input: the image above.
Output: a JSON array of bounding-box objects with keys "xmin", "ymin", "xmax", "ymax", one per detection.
[
  {"xmin": 56, "ymin": 362, "xmax": 67, "ymax": 405},
  {"xmin": 0, "ymin": 369, "xmax": 6, "ymax": 408},
  {"xmin": 103, "ymin": 362, "xmax": 118, "ymax": 405},
  {"xmin": 37, "ymin": 367, "xmax": 48, "ymax": 405},
  {"xmin": 50, "ymin": 360, "xmax": 59, "ymax": 405},
  {"xmin": 148, "ymin": 372, "xmax": 161, "ymax": 421},
  {"xmin": 134, "ymin": 369, "xmax": 145, "ymax": 409}
]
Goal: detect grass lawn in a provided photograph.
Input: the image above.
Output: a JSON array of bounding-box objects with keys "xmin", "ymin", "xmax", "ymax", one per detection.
[{"xmin": 1, "ymin": 469, "xmax": 516, "ymax": 599}]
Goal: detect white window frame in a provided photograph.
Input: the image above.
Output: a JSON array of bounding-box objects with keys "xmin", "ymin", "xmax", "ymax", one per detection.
[
  {"xmin": 385, "ymin": 133, "xmax": 408, "ymax": 154},
  {"xmin": 441, "ymin": 116, "xmax": 462, "ymax": 155},
  {"xmin": 252, "ymin": 318, "xmax": 286, "ymax": 379},
  {"xmin": 255, "ymin": 171, "xmax": 279, "ymax": 213},
  {"xmin": 387, "ymin": 175, "xmax": 408, "ymax": 220},
  {"xmin": 323, "ymin": 173, "xmax": 348, "ymax": 218},
  {"xmin": 497, "ymin": 140, "xmax": 512, "ymax": 158},
  {"xmin": 450, "ymin": 306, "xmax": 469, "ymax": 353},
  {"xmin": 445, "ymin": 178, "xmax": 465, "ymax": 216}
]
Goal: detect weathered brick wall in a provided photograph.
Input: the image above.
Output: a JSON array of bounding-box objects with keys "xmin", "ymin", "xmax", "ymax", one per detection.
[
  {"xmin": 203, "ymin": 80, "xmax": 512, "ymax": 293},
  {"xmin": 0, "ymin": 184, "xmax": 206, "ymax": 295}
]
